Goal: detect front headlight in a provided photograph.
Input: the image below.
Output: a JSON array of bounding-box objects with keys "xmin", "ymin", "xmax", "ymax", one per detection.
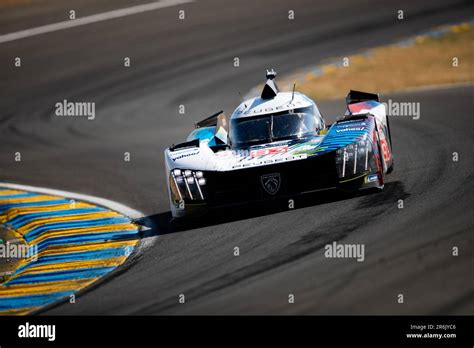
[
  {"xmin": 169, "ymin": 169, "xmax": 206, "ymax": 206},
  {"xmin": 335, "ymin": 140, "xmax": 373, "ymax": 179}
]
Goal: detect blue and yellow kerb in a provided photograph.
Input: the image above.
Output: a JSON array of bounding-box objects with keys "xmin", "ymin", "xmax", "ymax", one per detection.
[{"xmin": 0, "ymin": 188, "xmax": 140, "ymax": 315}]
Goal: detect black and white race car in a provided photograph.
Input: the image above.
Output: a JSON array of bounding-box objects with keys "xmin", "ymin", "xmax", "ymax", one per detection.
[{"xmin": 165, "ymin": 70, "xmax": 393, "ymax": 218}]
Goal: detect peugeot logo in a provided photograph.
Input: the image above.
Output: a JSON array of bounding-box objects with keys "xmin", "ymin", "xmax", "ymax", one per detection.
[{"xmin": 261, "ymin": 173, "xmax": 281, "ymax": 195}]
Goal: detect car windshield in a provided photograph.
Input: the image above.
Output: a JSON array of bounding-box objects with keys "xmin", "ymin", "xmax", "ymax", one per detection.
[{"xmin": 230, "ymin": 112, "xmax": 317, "ymax": 148}]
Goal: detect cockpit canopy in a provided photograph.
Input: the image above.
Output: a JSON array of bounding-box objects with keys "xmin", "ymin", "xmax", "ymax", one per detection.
[{"xmin": 230, "ymin": 105, "xmax": 325, "ymax": 149}]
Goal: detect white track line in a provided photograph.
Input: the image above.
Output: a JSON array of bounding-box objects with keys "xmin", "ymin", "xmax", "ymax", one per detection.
[
  {"xmin": 0, "ymin": 182, "xmax": 158, "ymax": 252},
  {"xmin": 0, "ymin": 0, "xmax": 193, "ymax": 44}
]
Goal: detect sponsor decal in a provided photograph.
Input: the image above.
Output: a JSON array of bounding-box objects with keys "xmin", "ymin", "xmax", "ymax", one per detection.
[
  {"xmin": 250, "ymin": 145, "xmax": 288, "ymax": 158},
  {"xmin": 230, "ymin": 154, "xmax": 307, "ymax": 169},
  {"xmin": 169, "ymin": 149, "xmax": 200, "ymax": 162},
  {"xmin": 260, "ymin": 173, "xmax": 281, "ymax": 195},
  {"xmin": 235, "ymin": 99, "xmax": 307, "ymax": 116},
  {"xmin": 365, "ymin": 174, "xmax": 378, "ymax": 183},
  {"xmin": 335, "ymin": 127, "xmax": 365, "ymax": 132}
]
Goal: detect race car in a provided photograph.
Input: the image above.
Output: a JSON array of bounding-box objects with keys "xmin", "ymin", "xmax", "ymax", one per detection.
[{"xmin": 164, "ymin": 69, "xmax": 393, "ymax": 218}]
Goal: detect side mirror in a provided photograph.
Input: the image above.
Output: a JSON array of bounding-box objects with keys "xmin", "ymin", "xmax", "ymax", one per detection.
[{"xmin": 214, "ymin": 113, "xmax": 229, "ymax": 145}]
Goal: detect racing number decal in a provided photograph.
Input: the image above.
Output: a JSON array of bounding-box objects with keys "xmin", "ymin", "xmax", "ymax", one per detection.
[
  {"xmin": 380, "ymin": 139, "xmax": 391, "ymax": 162},
  {"xmin": 376, "ymin": 121, "xmax": 391, "ymax": 163},
  {"xmin": 250, "ymin": 145, "xmax": 288, "ymax": 158}
]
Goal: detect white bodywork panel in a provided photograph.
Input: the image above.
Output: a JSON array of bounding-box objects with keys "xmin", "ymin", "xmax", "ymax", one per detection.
[{"xmin": 231, "ymin": 92, "xmax": 318, "ymax": 119}]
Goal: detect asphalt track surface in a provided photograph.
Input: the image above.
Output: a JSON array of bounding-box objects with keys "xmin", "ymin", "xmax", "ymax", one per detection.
[{"xmin": 0, "ymin": 0, "xmax": 473, "ymax": 314}]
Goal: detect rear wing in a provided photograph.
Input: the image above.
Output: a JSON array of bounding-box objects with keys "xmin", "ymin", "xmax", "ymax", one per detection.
[
  {"xmin": 338, "ymin": 90, "xmax": 382, "ymax": 121},
  {"xmin": 346, "ymin": 90, "xmax": 379, "ymax": 105},
  {"xmin": 343, "ymin": 90, "xmax": 381, "ymax": 116}
]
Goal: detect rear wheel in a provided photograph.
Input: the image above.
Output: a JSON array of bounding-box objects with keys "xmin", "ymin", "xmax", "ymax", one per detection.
[
  {"xmin": 385, "ymin": 114, "xmax": 394, "ymax": 174},
  {"xmin": 386, "ymin": 162, "xmax": 394, "ymax": 174},
  {"xmin": 375, "ymin": 134, "xmax": 386, "ymax": 186}
]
